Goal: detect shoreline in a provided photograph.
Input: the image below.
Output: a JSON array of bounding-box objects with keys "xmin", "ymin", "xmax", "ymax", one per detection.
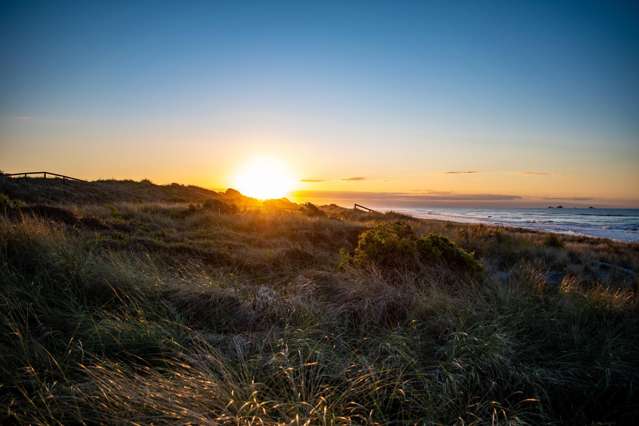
[{"xmin": 378, "ymin": 207, "xmax": 639, "ymax": 244}]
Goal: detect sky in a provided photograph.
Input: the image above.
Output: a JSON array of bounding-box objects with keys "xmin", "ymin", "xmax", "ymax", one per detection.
[{"xmin": 1, "ymin": 0, "xmax": 638, "ymax": 207}]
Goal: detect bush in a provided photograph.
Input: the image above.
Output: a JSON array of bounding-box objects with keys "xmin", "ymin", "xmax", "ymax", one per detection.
[
  {"xmin": 353, "ymin": 223, "xmax": 483, "ymax": 277},
  {"xmin": 353, "ymin": 222, "xmax": 418, "ymax": 269},
  {"xmin": 417, "ymin": 234, "xmax": 483, "ymax": 276}
]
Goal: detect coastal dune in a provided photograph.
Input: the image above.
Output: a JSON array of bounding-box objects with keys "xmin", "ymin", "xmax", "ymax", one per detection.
[{"xmin": 1, "ymin": 177, "xmax": 637, "ymax": 424}]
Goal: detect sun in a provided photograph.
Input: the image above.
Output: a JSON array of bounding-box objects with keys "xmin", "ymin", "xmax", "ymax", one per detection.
[{"xmin": 232, "ymin": 157, "xmax": 296, "ymax": 200}]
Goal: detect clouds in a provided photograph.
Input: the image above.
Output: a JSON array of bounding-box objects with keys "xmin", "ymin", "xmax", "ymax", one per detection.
[
  {"xmin": 303, "ymin": 170, "xmax": 550, "ymax": 183},
  {"xmin": 294, "ymin": 190, "xmax": 522, "ymax": 206},
  {"xmin": 522, "ymin": 171, "xmax": 550, "ymax": 176},
  {"xmin": 412, "ymin": 190, "xmax": 453, "ymax": 195},
  {"xmin": 305, "ymin": 171, "xmax": 552, "ymax": 182},
  {"xmin": 443, "ymin": 170, "xmax": 553, "ymax": 176},
  {"xmin": 300, "ymin": 176, "xmax": 367, "ymax": 183},
  {"xmin": 401, "ymin": 193, "xmax": 522, "ymax": 201},
  {"xmin": 543, "ymin": 196, "xmax": 593, "ymax": 201},
  {"xmin": 292, "ymin": 190, "xmax": 632, "ymax": 208}
]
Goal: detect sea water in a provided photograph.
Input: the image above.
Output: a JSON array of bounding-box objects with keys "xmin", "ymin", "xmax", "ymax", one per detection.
[{"xmin": 383, "ymin": 207, "xmax": 639, "ymax": 243}]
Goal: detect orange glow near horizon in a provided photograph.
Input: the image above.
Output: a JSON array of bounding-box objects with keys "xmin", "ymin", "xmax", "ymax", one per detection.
[{"xmin": 232, "ymin": 157, "xmax": 296, "ymax": 200}]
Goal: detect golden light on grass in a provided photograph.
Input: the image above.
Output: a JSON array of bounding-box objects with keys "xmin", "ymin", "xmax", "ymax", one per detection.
[{"xmin": 232, "ymin": 157, "xmax": 296, "ymax": 199}]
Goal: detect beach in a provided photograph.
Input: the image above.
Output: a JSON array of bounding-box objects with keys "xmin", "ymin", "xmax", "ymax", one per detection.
[{"xmin": 382, "ymin": 207, "xmax": 639, "ymax": 242}]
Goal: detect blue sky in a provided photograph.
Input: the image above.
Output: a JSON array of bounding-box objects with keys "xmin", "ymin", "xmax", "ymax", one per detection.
[{"xmin": 1, "ymin": 1, "xmax": 638, "ymax": 205}]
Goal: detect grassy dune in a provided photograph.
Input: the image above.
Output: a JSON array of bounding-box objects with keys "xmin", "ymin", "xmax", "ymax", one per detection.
[{"xmin": 1, "ymin": 178, "xmax": 638, "ymax": 424}]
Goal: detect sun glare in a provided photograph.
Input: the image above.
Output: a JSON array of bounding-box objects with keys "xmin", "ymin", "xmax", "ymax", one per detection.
[{"xmin": 232, "ymin": 157, "xmax": 296, "ymax": 200}]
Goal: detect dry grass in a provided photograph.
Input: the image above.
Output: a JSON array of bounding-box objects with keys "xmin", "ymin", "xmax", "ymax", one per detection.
[{"xmin": 1, "ymin": 192, "xmax": 638, "ymax": 424}]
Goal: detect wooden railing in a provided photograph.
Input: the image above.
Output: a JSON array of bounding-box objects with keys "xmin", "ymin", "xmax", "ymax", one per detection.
[
  {"xmin": 3, "ymin": 171, "xmax": 87, "ymax": 182},
  {"xmin": 354, "ymin": 203, "xmax": 379, "ymax": 214}
]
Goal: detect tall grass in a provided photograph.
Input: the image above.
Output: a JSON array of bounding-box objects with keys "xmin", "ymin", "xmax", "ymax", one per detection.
[{"xmin": 1, "ymin": 203, "xmax": 638, "ymax": 424}]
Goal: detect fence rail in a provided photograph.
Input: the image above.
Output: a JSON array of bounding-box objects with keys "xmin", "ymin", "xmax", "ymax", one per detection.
[
  {"xmin": 353, "ymin": 203, "xmax": 379, "ymax": 214},
  {"xmin": 3, "ymin": 171, "xmax": 87, "ymax": 182}
]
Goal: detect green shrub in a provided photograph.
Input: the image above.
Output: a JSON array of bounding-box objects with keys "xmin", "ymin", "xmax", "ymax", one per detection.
[
  {"xmin": 353, "ymin": 222, "xmax": 418, "ymax": 269},
  {"xmin": 417, "ymin": 234, "xmax": 483, "ymax": 276},
  {"xmin": 353, "ymin": 223, "xmax": 483, "ymax": 277}
]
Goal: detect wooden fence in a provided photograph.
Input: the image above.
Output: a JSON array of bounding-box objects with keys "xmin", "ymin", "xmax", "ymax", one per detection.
[
  {"xmin": 3, "ymin": 171, "xmax": 87, "ymax": 182},
  {"xmin": 353, "ymin": 203, "xmax": 380, "ymax": 214}
]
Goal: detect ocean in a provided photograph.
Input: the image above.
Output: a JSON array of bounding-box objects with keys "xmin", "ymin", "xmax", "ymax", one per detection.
[{"xmin": 381, "ymin": 207, "xmax": 639, "ymax": 243}]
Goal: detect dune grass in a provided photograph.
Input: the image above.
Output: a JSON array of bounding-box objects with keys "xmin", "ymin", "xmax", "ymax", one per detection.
[{"xmin": 1, "ymin": 196, "xmax": 638, "ymax": 424}]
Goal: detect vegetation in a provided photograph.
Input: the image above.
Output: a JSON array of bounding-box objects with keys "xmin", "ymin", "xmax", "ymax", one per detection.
[
  {"xmin": 543, "ymin": 233, "xmax": 565, "ymax": 248},
  {"xmin": 299, "ymin": 202, "xmax": 327, "ymax": 218},
  {"xmin": 353, "ymin": 221, "xmax": 418, "ymax": 270},
  {"xmin": 351, "ymin": 222, "xmax": 482, "ymax": 278},
  {"xmin": 417, "ymin": 234, "xmax": 483, "ymax": 277},
  {"xmin": 1, "ymin": 177, "xmax": 638, "ymax": 424}
]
